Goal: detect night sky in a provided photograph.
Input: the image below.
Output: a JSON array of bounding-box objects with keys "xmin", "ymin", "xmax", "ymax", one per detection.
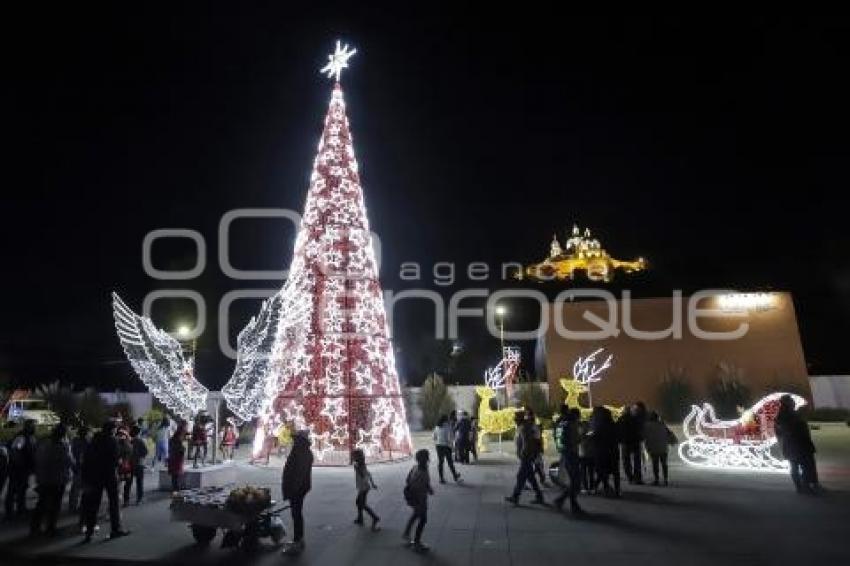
[{"xmin": 3, "ymin": 6, "xmax": 848, "ymax": 390}]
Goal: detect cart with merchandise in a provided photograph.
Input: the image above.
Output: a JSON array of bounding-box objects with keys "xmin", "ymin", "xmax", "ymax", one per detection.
[{"xmin": 170, "ymin": 485, "xmax": 286, "ymax": 549}]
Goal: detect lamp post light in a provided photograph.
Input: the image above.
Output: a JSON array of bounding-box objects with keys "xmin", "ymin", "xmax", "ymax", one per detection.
[
  {"xmin": 493, "ymin": 305, "xmax": 507, "ymax": 453},
  {"xmin": 495, "ymin": 305, "xmax": 506, "ymax": 352}
]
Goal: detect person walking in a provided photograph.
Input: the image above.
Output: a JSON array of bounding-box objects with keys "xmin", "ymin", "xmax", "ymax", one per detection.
[
  {"xmin": 167, "ymin": 421, "xmax": 187, "ymax": 492},
  {"xmin": 190, "ymin": 415, "xmax": 208, "ymax": 468},
  {"xmin": 402, "ymin": 449, "xmax": 433, "ymax": 553},
  {"xmin": 116, "ymin": 427, "xmax": 133, "ymax": 507},
  {"xmin": 153, "ymin": 417, "xmax": 169, "ymax": 469},
  {"xmin": 30, "ymin": 423, "xmax": 73, "ymax": 536},
  {"xmin": 469, "ymin": 417, "xmax": 479, "ymax": 463},
  {"xmin": 643, "ymin": 412, "xmax": 676, "ymax": 486},
  {"xmin": 0, "ymin": 443, "xmax": 8, "ymax": 505},
  {"xmin": 433, "ymin": 415, "xmax": 461, "ymax": 484},
  {"xmin": 531, "ymin": 413, "xmax": 549, "ymax": 488},
  {"xmin": 125, "ymin": 426, "xmax": 148, "ymax": 504},
  {"xmin": 281, "ymin": 431, "xmax": 313, "ymax": 556},
  {"xmin": 81, "ymin": 420, "xmax": 130, "ymax": 542},
  {"xmin": 5, "ymin": 419, "xmax": 37, "ymax": 519},
  {"xmin": 775, "ymin": 394, "xmax": 821, "ymax": 494},
  {"xmin": 455, "ymin": 412, "xmax": 472, "ymax": 464},
  {"xmin": 68, "ymin": 425, "xmax": 90, "ymax": 515},
  {"xmin": 618, "ymin": 402, "xmax": 647, "ymax": 484},
  {"xmin": 220, "ymin": 421, "xmax": 237, "ymax": 461},
  {"xmin": 505, "ymin": 409, "xmax": 545, "ymax": 506},
  {"xmin": 448, "ymin": 411, "xmax": 459, "ymax": 461},
  {"xmin": 577, "ymin": 417, "xmax": 595, "ymax": 493},
  {"xmin": 553, "ymin": 407, "xmax": 585, "ymax": 515},
  {"xmin": 590, "ymin": 406, "xmax": 621, "ymax": 497},
  {"xmin": 351, "ymin": 448, "xmax": 380, "ymax": 530}
]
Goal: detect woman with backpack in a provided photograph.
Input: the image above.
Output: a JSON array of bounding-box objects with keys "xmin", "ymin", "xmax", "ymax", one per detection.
[{"xmin": 403, "ymin": 449, "xmax": 434, "ymax": 552}]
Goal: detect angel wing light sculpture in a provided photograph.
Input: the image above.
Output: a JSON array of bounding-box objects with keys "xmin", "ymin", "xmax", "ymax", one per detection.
[
  {"xmin": 221, "ymin": 282, "xmax": 312, "ymax": 424},
  {"xmin": 112, "ymin": 292, "xmax": 208, "ymax": 419}
]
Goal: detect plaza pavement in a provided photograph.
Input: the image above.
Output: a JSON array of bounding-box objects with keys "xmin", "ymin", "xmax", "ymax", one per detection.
[{"xmin": 1, "ymin": 428, "xmax": 849, "ymax": 566}]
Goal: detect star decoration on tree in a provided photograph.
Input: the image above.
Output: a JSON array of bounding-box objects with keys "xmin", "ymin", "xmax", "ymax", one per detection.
[
  {"xmin": 320, "ymin": 40, "xmax": 357, "ymax": 82},
  {"xmin": 310, "ymin": 429, "xmax": 334, "ymax": 461},
  {"xmin": 356, "ymin": 429, "xmax": 380, "ymax": 456},
  {"xmin": 320, "ymin": 397, "xmax": 347, "ymax": 423}
]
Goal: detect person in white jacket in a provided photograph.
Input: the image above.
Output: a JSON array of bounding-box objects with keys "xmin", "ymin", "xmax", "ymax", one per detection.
[
  {"xmin": 432, "ymin": 415, "xmax": 461, "ymax": 484},
  {"xmin": 351, "ymin": 448, "xmax": 380, "ymax": 530}
]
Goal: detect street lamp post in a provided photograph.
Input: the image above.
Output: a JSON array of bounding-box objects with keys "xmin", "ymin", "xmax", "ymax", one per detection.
[{"xmin": 494, "ymin": 305, "xmax": 507, "ymax": 454}]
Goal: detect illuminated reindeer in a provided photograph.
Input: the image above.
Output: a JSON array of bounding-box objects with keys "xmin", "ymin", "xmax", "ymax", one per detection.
[
  {"xmin": 476, "ymin": 348, "xmax": 523, "ymax": 452},
  {"xmin": 559, "ymin": 348, "xmax": 624, "ymax": 421}
]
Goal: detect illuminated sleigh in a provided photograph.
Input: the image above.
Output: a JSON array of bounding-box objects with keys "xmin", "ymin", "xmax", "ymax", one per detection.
[{"xmin": 677, "ymin": 392, "xmax": 806, "ymax": 472}]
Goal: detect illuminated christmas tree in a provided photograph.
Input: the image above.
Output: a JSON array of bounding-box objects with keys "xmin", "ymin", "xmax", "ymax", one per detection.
[{"xmin": 222, "ymin": 42, "xmax": 412, "ymax": 464}]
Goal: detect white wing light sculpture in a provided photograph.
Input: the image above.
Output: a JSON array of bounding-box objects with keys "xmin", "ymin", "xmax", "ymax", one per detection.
[
  {"xmin": 221, "ymin": 287, "xmax": 311, "ymax": 423},
  {"xmin": 678, "ymin": 392, "xmax": 807, "ymax": 472},
  {"xmin": 111, "ymin": 292, "xmax": 208, "ymax": 419}
]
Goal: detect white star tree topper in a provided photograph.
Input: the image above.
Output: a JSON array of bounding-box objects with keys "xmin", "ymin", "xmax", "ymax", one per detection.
[{"xmin": 320, "ymin": 40, "xmax": 357, "ymax": 82}]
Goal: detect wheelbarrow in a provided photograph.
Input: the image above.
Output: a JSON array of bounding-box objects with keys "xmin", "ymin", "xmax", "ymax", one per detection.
[{"xmin": 171, "ymin": 493, "xmax": 288, "ymax": 550}]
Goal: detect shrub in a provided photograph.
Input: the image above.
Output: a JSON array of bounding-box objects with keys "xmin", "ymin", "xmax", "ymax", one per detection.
[
  {"xmin": 516, "ymin": 381, "xmax": 551, "ymax": 421},
  {"xmin": 143, "ymin": 407, "xmax": 166, "ymax": 429},
  {"xmin": 36, "ymin": 381, "xmax": 78, "ymax": 424},
  {"xmin": 706, "ymin": 362, "xmax": 751, "ymax": 419},
  {"xmin": 418, "ymin": 373, "xmax": 455, "ymax": 430},
  {"xmin": 78, "ymin": 388, "xmax": 108, "ymax": 427},
  {"xmin": 656, "ymin": 367, "xmax": 697, "ymax": 423}
]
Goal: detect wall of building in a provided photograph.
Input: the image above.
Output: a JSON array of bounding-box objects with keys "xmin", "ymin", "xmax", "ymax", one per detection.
[
  {"xmin": 808, "ymin": 375, "xmax": 850, "ymax": 409},
  {"xmin": 541, "ymin": 292, "xmax": 810, "ymax": 408}
]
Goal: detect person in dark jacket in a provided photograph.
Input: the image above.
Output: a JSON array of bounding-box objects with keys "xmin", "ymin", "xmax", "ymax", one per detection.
[
  {"xmin": 553, "ymin": 407, "xmax": 585, "ymax": 515},
  {"xmin": 403, "ymin": 448, "xmax": 434, "ymax": 553},
  {"xmin": 590, "ymin": 406, "xmax": 621, "ymax": 497},
  {"xmin": 454, "ymin": 412, "xmax": 471, "ymax": 464},
  {"xmin": 618, "ymin": 402, "xmax": 647, "ymax": 484},
  {"xmin": 68, "ymin": 425, "xmax": 90, "ymax": 514},
  {"xmin": 775, "ymin": 395, "xmax": 821, "ymax": 493},
  {"xmin": 124, "ymin": 426, "xmax": 148, "ymax": 505},
  {"xmin": 30, "ymin": 423, "xmax": 73, "ymax": 535},
  {"xmin": 167, "ymin": 421, "xmax": 188, "ymax": 492},
  {"xmin": 81, "ymin": 420, "xmax": 130, "ymax": 541},
  {"xmin": 281, "ymin": 431, "xmax": 313, "ymax": 556},
  {"xmin": 0, "ymin": 444, "xmax": 8, "ymax": 505},
  {"xmin": 505, "ymin": 409, "xmax": 545, "ymax": 506},
  {"xmin": 5, "ymin": 419, "xmax": 37, "ymax": 518}
]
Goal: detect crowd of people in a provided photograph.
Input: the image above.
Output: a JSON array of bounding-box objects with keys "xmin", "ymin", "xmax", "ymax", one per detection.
[
  {"xmin": 0, "ymin": 412, "xmax": 241, "ymax": 541},
  {"xmin": 0, "ymin": 393, "xmax": 822, "ymax": 557}
]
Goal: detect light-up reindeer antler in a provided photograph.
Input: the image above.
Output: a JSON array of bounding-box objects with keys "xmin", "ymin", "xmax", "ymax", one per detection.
[
  {"xmin": 484, "ymin": 347, "xmax": 522, "ymax": 391},
  {"xmin": 573, "ymin": 347, "xmax": 613, "ymax": 385}
]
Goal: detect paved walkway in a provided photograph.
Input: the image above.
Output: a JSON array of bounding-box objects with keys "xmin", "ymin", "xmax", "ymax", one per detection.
[{"xmin": 1, "ymin": 429, "xmax": 849, "ymax": 566}]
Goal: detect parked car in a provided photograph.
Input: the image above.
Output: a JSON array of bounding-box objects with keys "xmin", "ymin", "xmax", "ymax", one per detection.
[{"xmin": 6, "ymin": 398, "xmax": 60, "ymax": 426}]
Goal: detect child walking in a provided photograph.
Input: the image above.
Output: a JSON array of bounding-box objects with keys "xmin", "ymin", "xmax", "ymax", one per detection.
[
  {"xmin": 351, "ymin": 449, "xmax": 380, "ymax": 530},
  {"xmin": 402, "ymin": 449, "xmax": 433, "ymax": 553}
]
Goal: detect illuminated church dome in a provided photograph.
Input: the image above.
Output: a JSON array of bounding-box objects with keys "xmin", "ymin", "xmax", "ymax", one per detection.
[{"xmin": 520, "ymin": 224, "xmax": 645, "ymax": 283}]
